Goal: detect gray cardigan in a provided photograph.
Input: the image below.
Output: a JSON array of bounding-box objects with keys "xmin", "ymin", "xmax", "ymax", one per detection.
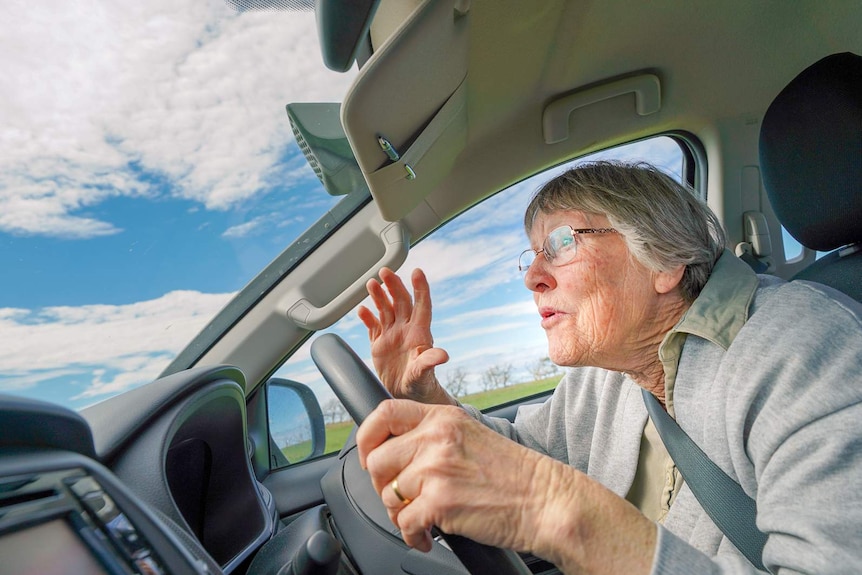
[{"xmin": 466, "ymin": 255, "xmax": 862, "ymax": 574}]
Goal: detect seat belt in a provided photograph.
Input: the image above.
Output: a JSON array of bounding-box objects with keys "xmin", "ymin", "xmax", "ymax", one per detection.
[{"xmin": 641, "ymin": 389, "xmax": 768, "ymax": 570}]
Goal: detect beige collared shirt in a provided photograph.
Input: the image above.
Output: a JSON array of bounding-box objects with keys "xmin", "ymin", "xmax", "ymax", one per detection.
[{"xmin": 624, "ymin": 252, "xmax": 759, "ymax": 521}]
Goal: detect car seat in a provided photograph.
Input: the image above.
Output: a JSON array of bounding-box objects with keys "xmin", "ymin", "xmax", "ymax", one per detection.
[{"xmin": 759, "ymin": 52, "xmax": 862, "ymax": 302}]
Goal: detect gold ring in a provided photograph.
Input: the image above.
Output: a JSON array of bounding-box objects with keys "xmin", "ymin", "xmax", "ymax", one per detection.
[{"xmin": 390, "ymin": 478, "xmax": 412, "ymax": 505}]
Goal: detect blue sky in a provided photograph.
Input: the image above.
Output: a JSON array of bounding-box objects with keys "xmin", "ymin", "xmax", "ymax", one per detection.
[{"xmin": 0, "ymin": 2, "xmax": 354, "ymax": 409}]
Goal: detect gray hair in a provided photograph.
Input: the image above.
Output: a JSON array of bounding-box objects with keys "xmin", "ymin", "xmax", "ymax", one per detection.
[{"xmin": 524, "ymin": 160, "xmax": 726, "ymax": 301}]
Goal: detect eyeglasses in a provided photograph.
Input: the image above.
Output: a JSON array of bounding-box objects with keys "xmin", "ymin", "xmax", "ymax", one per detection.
[{"xmin": 518, "ymin": 225, "xmax": 618, "ymax": 272}]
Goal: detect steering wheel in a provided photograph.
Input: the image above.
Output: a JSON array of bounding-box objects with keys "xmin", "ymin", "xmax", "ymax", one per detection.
[{"xmin": 310, "ymin": 333, "xmax": 532, "ymax": 575}]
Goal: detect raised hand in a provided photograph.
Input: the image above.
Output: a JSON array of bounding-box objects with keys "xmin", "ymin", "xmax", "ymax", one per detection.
[{"xmin": 357, "ymin": 267, "xmax": 454, "ymax": 405}]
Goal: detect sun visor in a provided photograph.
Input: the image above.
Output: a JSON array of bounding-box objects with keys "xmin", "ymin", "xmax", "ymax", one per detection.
[{"xmin": 341, "ymin": 0, "xmax": 470, "ymax": 222}]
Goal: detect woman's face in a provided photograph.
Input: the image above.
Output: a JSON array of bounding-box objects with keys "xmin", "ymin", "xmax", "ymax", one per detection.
[{"xmin": 523, "ymin": 209, "xmax": 669, "ymax": 371}]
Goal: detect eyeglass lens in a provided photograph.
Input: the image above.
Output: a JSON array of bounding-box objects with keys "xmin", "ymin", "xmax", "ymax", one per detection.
[{"xmin": 519, "ymin": 226, "xmax": 578, "ymax": 271}]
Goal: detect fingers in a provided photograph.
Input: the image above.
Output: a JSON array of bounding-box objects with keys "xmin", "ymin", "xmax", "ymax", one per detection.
[
  {"xmin": 406, "ymin": 347, "xmax": 450, "ymax": 393},
  {"xmin": 362, "ymin": 267, "xmax": 429, "ymax": 328},
  {"xmin": 358, "ymin": 400, "xmax": 549, "ymax": 555},
  {"xmin": 388, "ymin": 477, "xmax": 412, "ymax": 505},
  {"xmin": 359, "ymin": 402, "xmax": 436, "ymax": 551},
  {"xmin": 356, "ymin": 399, "xmax": 430, "ymax": 471},
  {"xmin": 393, "ymin": 497, "xmax": 435, "ymax": 551},
  {"xmin": 381, "ymin": 267, "xmax": 415, "ymax": 323},
  {"xmin": 412, "ymin": 346, "xmax": 449, "ymax": 370},
  {"xmin": 411, "ymin": 268, "xmax": 434, "ymax": 328},
  {"xmin": 383, "ymin": 474, "xmax": 434, "ymax": 551},
  {"xmin": 364, "ymin": 434, "xmax": 422, "ymax": 495},
  {"xmin": 357, "ymin": 305, "xmax": 380, "ymax": 340},
  {"xmin": 365, "ymin": 274, "xmax": 395, "ymax": 327},
  {"xmin": 360, "ymin": 402, "xmax": 522, "ymax": 553}
]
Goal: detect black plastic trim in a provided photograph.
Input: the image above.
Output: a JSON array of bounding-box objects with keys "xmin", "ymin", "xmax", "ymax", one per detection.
[
  {"xmin": 0, "ymin": 394, "xmax": 96, "ymax": 458},
  {"xmin": 81, "ymin": 365, "xmax": 245, "ymax": 462}
]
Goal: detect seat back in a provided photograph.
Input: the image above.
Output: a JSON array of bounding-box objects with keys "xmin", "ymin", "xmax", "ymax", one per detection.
[{"xmin": 759, "ymin": 52, "xmax": 862, "ymax": 301}]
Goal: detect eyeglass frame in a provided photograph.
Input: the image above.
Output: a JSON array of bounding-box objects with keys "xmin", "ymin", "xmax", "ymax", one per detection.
[{"xmin": 518, "ymin": 225, "xmax": 618, "ymax": 272}]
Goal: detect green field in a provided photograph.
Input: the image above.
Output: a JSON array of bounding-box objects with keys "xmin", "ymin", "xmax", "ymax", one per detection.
[
  {"xmin": 456, "ymin": 376, "xmax": 560, "ymax": 411},
  {"xmin": 280, "ymin": 376, "xmax": 561, "ymax": 463}
]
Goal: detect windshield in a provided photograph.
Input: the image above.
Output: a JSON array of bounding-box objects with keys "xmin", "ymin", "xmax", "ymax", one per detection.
[{"xmin": 1, "ymin": 2, "xmax": 357, "ymax": 410}]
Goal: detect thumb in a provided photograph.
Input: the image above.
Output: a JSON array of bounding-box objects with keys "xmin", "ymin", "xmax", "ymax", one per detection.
[{"xmin": 413, "ymin": 346, "xmax": 450, "ymax": 371}]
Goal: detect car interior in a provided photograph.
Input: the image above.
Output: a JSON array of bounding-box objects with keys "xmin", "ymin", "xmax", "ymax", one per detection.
[{"xmin": 1, "ymin": 1, "xmax": 860, "ymax": 574}]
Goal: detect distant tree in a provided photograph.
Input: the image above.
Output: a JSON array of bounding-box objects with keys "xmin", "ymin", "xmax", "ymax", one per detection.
[
  {"xmin": 481, "ymin": 363, "xmax": 513, "ymax": 391},
  {"xmin": 323, "ymin": 397, "xmax": 347, "ymax": 425},
  {"xmin": 527, "ymin": 356, "xmax": 560, "ymax": 382},
  {"xmin": 445, "ymin": 366, "xmax": 469, "ymax": 398}
]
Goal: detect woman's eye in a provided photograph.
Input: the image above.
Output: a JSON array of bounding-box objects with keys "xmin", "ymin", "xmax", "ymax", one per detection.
[{"xmin": 550, "ymin": 231, "xmax": 573, "ymax": 251}]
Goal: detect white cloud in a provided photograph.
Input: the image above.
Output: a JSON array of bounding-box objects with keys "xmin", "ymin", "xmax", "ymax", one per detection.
[
  {"xmin": 1, "ymin": 1, "xmax": 356, "ymax": 238},
  {"xmin": 0, "ymin": 290, "xmax": 234, "ymax": 400},
  {"xmin": 437, "ymin": 301, "xmax": 537, "ymax": 327},
  {"xmin": 0, "ymin": 369, "xmax": 84, "ymax": 392},
  {"xmin": 437, "ymin": 320, "xmax": 532, "ymax": 346},
  {"xmin": 222, "ymin": 215, "xmax": 266, "ymax": 238},
  {"xmin": 404, "ymin": 233, "xmax": 525, "ymax": 310}
]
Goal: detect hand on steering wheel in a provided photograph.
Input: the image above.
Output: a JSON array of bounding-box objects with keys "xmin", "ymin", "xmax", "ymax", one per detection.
[
  {"xmin": 358, "ymin": 399, "xmax": 555, "ymax": 556},
  {"xmin": 310, "ymin": 334, "xmax": 532, "ymax": 575}
]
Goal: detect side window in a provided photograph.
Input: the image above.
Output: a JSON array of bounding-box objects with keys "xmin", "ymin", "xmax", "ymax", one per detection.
[
  {"xmin": 271, "ymin": 136, "xmax": 686, "ymax": 466},
  {"xmin": 781, "ymin": 226, "xmax": 826, "ymax": 263},
  {"xmin": 781, "ymin": 226, "xmax": 804, "ymax": 262}
]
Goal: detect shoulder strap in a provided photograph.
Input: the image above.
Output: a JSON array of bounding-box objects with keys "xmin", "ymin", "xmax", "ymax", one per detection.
[{"xmin": 641, "ymin": 389, "xmax": 768, "ymax": 570}]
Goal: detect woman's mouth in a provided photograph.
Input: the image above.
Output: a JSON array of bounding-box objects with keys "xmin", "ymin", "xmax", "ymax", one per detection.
[{"xmin": 539, "ymin": 307, "xmax": 565, "ymax": 328}]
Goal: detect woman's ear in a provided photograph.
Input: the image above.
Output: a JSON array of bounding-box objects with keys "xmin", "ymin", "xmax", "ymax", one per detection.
[{"xmin": 654, "ymin": 265, "xmax": 685, "ymax": 294}]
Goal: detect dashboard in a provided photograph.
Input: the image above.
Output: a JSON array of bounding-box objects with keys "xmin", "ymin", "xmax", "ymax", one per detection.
[
  {"xmin": 0, "ymin": 362, "xmax": 501, "ymax": 575},
  {"xmin": 0, "ymin": 453, "xmax": 204, "ymax": 575},
  {"xmin": 0, "ymin": 366, "xmax": 277, "ymax": 575}
]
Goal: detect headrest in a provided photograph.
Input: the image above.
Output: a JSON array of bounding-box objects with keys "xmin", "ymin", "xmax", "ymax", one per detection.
[{"xmin": 759, "ymin": 52, "xmax": 862, "ymax": 252}]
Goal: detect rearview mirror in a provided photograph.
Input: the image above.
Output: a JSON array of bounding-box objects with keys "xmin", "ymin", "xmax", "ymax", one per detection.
[{"xmin": 286, "ymin": 102, "xmax": 367, "ymax": 197}]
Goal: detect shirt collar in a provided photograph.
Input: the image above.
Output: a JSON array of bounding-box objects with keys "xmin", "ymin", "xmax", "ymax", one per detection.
[{"xmin": 658, "ymin": 250, "xmax": 759, "ymax": 415}]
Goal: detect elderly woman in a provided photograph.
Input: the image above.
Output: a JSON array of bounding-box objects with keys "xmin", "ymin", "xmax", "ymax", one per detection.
[{"xmin": 354, "ymin": 161, "xmax": 862, "ymax": 573}]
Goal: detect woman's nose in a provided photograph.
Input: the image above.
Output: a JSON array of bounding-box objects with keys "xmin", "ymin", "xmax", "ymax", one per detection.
[{"xmin": 524, "ymin": 253, "xmax": 555, "ymax": 293}]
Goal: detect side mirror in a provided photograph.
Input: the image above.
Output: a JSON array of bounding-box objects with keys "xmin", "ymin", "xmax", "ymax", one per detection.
[{"xmin": 267, "ymin": 378, "xmax": 326, "ymax": 468}]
